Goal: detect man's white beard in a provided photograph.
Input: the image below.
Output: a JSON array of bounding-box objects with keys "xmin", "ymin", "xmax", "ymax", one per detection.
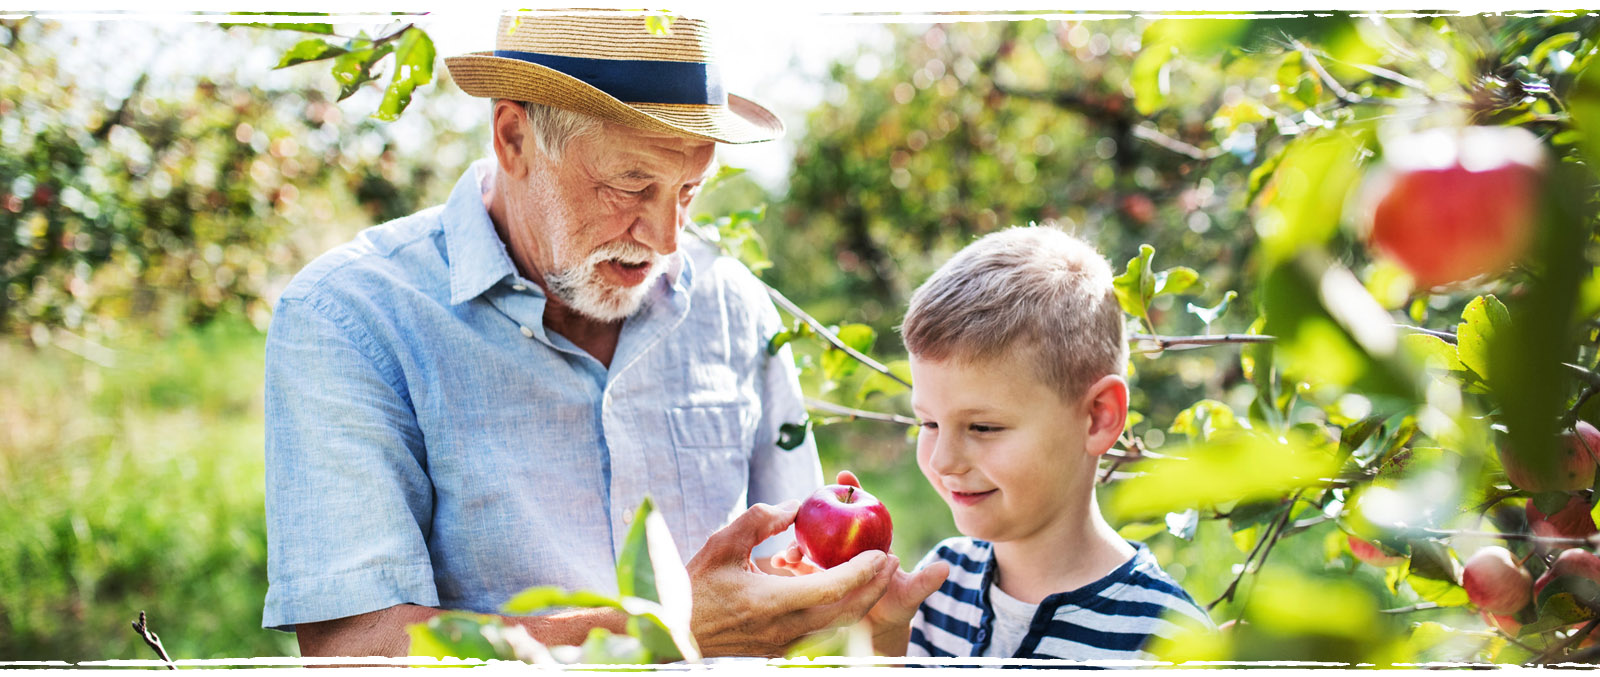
[{"xmin": 545, "ymin": 240, "xmax": 665, "ymax": 322}]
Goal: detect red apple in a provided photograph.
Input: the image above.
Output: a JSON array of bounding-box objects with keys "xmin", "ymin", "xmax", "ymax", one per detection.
[
  {"xmin": 1527, "ymin": 495, "xmax": 1599, "ymax": 540},
  {"xmin": 1463, "ymin": 546, "xmax": 1532, "ymax": 615},
  {"xmin": 1348, "ymin": 535, "xmax": 1406, "ymax": 567},
  {"xmin": 1365, "ymin": 126, "xmax": 1544, "ymax": 288},
  {"xmin": 794, "ymin": 484, "xmax": 893, "ymax": 569},
  {"xmin": 1534, "ymin": 548, "xmax": 1600, "ymax": 597},
  {"xmin": 1481, "ymin": 610, "xmax": 1521, "ymax": 636},
  {"xmin": 1500, "ymin": 422, "xmax": 1600, "ymax": 493}
]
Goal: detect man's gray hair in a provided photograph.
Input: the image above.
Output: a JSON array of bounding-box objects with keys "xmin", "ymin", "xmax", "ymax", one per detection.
[
  {"xmin": 899, "ymin": 225, "xmax": 1127, "ymax": 402},
  {"xmin": 496, "ymin": 100, "xmax": 601, "ymax": 160}
]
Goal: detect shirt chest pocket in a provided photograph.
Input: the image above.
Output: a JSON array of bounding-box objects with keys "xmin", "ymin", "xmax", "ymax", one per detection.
[{"xmin": 668, "ymin": 404, "xmax": 754, "ymax": 548}]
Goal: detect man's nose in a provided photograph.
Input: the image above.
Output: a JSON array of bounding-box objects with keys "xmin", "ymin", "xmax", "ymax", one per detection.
[{"xmin": 632, "ymin": 193, "xmax": 683, "ymax": 256}]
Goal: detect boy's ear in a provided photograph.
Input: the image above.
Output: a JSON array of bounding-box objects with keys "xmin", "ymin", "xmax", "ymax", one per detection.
[{"xmin": 1081, "ymin": 374, "xmax": 1129, "ymax": 457}]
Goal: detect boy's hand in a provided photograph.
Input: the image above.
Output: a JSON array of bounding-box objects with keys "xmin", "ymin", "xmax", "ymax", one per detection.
[{"xmin": 864, "ymin": 558, "xmax": 949, "ymax": 656}]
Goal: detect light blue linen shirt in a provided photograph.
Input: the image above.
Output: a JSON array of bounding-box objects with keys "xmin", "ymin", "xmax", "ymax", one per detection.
[{"xmin": 262, "ymin": 160, "xmax": 822, "ymax": 631}]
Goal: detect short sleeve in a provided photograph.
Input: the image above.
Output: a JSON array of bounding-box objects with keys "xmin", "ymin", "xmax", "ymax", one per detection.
[
  {"xmin": 745, "ymin": 294, "xmax": 824, "ymax": 559},
  {"xmin": 262, "ymin": 296, "xmax": 439, "ymax": 631}
]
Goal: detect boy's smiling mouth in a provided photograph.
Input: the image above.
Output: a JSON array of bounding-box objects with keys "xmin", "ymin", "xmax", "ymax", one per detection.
[{"xmin": 948, "ymin": 489, "xmax": 997, "ymax": 506}]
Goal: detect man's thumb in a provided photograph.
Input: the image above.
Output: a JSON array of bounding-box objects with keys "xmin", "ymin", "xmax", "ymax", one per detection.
[{"xmin": 710, "ymin": 501, "xmax": 799, "ymax": 557}]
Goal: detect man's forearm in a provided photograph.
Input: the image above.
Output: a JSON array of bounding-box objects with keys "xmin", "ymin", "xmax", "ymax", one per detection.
[{"xmin": 296, "ymin": 604, "xmax": 628, "ymax": 658}]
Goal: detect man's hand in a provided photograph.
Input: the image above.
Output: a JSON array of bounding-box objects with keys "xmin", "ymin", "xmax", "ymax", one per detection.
[
  {"xmin": 766, "ymin": 470, "xmax": 949, "ymax": 657},
  {"xmin": 687, "ymin": 500, "xmax": 898, "ymax": 658}
]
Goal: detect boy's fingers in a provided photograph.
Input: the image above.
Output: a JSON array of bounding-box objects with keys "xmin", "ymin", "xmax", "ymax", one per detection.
[{"xmin": 912, "ymin": 561, "xmax": 951, "ymax": 599}]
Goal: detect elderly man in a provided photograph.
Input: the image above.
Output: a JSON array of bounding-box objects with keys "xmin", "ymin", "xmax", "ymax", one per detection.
[{"xmin": 262, "ymin": 11, "xmax": 896, "ymax": 658}]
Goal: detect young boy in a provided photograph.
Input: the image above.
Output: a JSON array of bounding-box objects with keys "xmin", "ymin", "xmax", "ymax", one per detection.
[{"xmin": 781, "ymin": 226, "xmax": 1210, "ymax": 661}]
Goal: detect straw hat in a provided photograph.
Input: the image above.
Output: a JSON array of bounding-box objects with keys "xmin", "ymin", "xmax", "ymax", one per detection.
[{"xmin": 445, "ymin": 11, "xmax": 784, "ymax": 144}]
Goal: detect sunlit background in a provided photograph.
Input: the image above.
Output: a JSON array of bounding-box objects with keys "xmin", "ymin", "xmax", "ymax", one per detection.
[{"xmin": 7, "ymin": 9, "xmax": 1600, "ymax": 665}]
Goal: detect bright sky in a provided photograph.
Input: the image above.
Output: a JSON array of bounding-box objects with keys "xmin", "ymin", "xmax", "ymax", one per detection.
[{"xmin": 40, "ymin": 10, "xmax": 895, "ymax": 192}]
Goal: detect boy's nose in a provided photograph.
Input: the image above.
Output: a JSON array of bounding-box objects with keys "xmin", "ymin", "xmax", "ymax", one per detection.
[{"xmin": 927, "ymin": 435, "xmax": 969, "ymax": 476}]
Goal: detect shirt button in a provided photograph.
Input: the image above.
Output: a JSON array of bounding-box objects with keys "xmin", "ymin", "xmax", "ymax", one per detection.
[
  {"xmin": 622, "ymin": 508, "xmax": 635, "ymax": 524},
  {"xmin": 512, "ymin": 284, "xmax": 526, "ymax": 292},
  {"xmin": 519, "ymin": 326, "xmax": 534, "ymax": 338}
]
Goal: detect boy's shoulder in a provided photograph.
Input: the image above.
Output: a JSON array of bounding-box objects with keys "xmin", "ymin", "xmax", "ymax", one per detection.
[
  {"xmin": 1020, "ymin": 542, "xmax": 1214, "ymax": 661},
  {"xmin": 1072, "ymin": 542, "xmax": 1213, "ymax": 628}
]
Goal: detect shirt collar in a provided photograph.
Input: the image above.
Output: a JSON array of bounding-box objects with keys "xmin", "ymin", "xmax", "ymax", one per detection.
[
  {"xmin": 443, "ymin": 159, "xmax": 692, "ymax": 306},
  {"xmin": 445, "ymin": 160, "xmax": 519, "ymax": 306}
]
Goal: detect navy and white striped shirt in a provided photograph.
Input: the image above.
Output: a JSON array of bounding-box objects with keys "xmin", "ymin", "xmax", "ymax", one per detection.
[{"xmin": 907, "ymin": 537, "xmax": 1212, "ymax": 663}]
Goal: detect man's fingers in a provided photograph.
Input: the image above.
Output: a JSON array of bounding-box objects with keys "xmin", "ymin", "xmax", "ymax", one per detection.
[
  {"xmin": 775, "ymin": 549, "xmax": 888, "ymax": 609},
  {"xmin": 788, "ymin": 553, "xmax": 897, "ymax": 633},
  {"xmin": 836, "ymin": 470, "xmax": 861, "ymax": 488}
]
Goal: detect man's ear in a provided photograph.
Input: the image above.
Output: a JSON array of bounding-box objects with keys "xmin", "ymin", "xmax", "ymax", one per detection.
[
  {"xmin": 1081, "ymin": 374, "xmax": 1129, "ymax": 458},
  {"xmin": 491, "ymin": 99, "xmax": 532, "ymax": 179}
]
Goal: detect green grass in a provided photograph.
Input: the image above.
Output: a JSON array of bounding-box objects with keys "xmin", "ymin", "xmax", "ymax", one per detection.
[{"xmin": 0, "ymin": 315, "xmax": 296, "ymax": 661}]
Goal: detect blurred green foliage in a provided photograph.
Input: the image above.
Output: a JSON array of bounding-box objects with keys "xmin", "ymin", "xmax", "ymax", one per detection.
[{"xmin": 10, "ymin": 9, "xmax": 1600, "ymax": 667}]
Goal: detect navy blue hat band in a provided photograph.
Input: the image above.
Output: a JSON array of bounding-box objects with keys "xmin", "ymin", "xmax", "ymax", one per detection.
[{"xmin": 493, "ymin": 50, "xmax": 726, "ymax": 106}]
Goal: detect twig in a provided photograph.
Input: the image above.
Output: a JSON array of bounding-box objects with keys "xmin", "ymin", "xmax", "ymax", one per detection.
[
  {"xmin": 1417, "ymin": 527, "xmax": 1595, "ymax": 547},
  {"xmin": 1130, "ymin": 333, "xmax": 1275, "ymax": 352},
  {"xmin": 131, "ymin": 611, "xmax": 176, "ymax": 670},
  {"xmin": 1294, "ymin": 40, "xmax": 1362, "ymax": 105},
  {"xmin": 1531, "ymin": 617, "xmax": 1600, "ymax": 665},
  {"xmin": 1131, "ymin": 124, "xmax": 1225, "ymax": 161},
  {"xmin": 805, "ymin": 398, "xmax": 917, "ymax": 427},
  {"xmin": 1380, "ymin": 602, "xmax": 1440, "ymax": 614},
  {"xmin": 1396, "ymin": 324, "xmax": 1458, "ymax": 344},
  {"xmin": 1208, "ymin": 497, "xmax": 1295, "ymax": 610},
  {"xmin": 765, "ymin": 285, "xmax": 911, "ymax": 389},
  {"xmin": 1566, "ymin": 362, "xmax": 1600, "ymax": 388}
]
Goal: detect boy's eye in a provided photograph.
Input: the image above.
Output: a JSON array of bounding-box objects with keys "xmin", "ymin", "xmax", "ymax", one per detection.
[
  {"xmin": 970, "ymin": 424, "xmax": 1002, "ymax": 433},
  {"xmin": 918, "ymin": 421, "xmax": 938, "ymax": 431}
]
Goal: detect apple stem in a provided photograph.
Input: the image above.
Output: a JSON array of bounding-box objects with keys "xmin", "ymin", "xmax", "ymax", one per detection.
[{"xmin": 845, "ymin": 486, "xmax": 855, "ymax": 503}]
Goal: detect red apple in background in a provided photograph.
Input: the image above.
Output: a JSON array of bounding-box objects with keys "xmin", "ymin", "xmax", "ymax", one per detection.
[
  {"xmin": 1534, "ymin": 548, "xmax": 1600, "ymax": 597},
  {"xmin": 1462, "ymin": 546, "xmax": 1532, "ymax": 615},
  {"xmin": 1348, "ymin": 535, "xmax": 1406, "ymax": 567},
  {"xmin": 794, "ymin": 484, "xmax": 893, "ymax": 569},
  {"xmin": 1527, "ymin": 495, "xmax": 1599, "ymax": 540},
  {"xmin": 1365, "ymin": 125, "xmax": 1545, "ymax": 288},
  {"xmin": 1500, "ymin": 422, "xmax": 1600, "ymax": 493}
]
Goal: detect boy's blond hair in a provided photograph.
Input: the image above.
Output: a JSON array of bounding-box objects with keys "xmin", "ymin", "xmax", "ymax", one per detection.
[{"xmin": 900, "ymin": 225, "xmax": 1127, "ymax": 402}]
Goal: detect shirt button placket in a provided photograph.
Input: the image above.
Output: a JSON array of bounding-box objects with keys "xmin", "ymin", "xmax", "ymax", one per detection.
[{"xmin": 520, "ymin": 325, "xmax": 534, "ymax": 338}]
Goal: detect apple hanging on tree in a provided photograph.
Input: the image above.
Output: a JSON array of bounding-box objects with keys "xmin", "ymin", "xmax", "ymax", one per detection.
[
  {"xmin": 1499, "ymin": 421, "xmax": 1600, "ymax": 493},
  {"xmin": 794, "ymin": 483, "xmax": 894, "ymax": 569},
  {"xmin": 1365, "ymin": 125, "xmax": 1546, "ymax": 288},
  {"xmin": 1462, "ymin": 546, "xmax": 1532, "ymax": 615}
]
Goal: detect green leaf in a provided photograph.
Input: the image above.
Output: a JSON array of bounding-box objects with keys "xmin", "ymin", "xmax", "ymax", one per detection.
[
  {"xmin": 1405, "ymin": 573, "xmax": 1470, "ymax": 607},
  {"xmin": 1113, "ymin": 244, "xmax": 1157, "ymax": 319},
  {"xmin": 857, "ymin": 359, "xmax": 912, "ymax": 402},
  {"xmin": 1108, "ymin": 429, "xmax": 1344, "ymax": 520},
  {"xmin": 1129, "ymin": 45, "xmax": 1175, "ymax": 115},
  {"xmin": 1116, "ymin": 521, "xmax": 1166, "ymax": 541},
  {"xmin": 331, "ymin": 42, "xmax": 395, "ymax": 101},
  {"xmin": 643, "ymin": 15, "xmax": 677, "ymax": 35},
  {"xmin": 1255, "ymin": 128, "xmax": 1370, "ymax": 265},
  {"xmin": 704, "ymin": 165, "xmax": 747, "ymax": 193},
  {"xmin": 1532, "ymin": 32, "xmax": 1582, "ymax": 70},
  {"xmin": 1456, "ymin": 294, "xmax": 1510, "ymax": 383},
  {"xmin": 219, "ymin": 15, "xmax": 336, "ymax": 35},
  {"xmin": 374, "ymin": 28, "xmax": 436, "ymax": 121},
  {"xmin": 777, "ymin": 421, "xmax": 810, "ymax": 451},
  {"xmin": 274, "ymin": 38, "xmax": 347, "ymax": 69},
  {"xmin": 1534, "ymin": 574, "xmax": 1600, "ymax": 625},
  {"xmin": 1404, "ymin": 540, "xmax": 1460, "ymax": 584},
  {"xmin": 407, "ymin": 612, "xmax": 514, "ymax": 660},
  {"xmin": 766, "ymin": 329, "xmax": 794, "ymax": 356},
  {"xmin": 577, "ymin": 627, "xmax": 650, "ymax": 664},
  {"xmin": 1154, "ymin": 266, "xmax": 1201, "ymax": 298},
  {"xmin": 1568, "ymin": 56, "xmax": 1600, "ymax": 173},
  {"xmin": 821, "ymin": 324, "xmax": 877, "ymax": 382},
  {"xmin": 1400, "ymin": 334, "xmax": 1463, "ymax": 372},
  {"xmin": 614, "ymin": 497, "xmax": 699, "ymax": 662},
  {"xmin": 1187, "ymin": 290, "xmax": 1237, "ymax": 328},
  {"xmin": 1168, "ymin": 399, "xmax": 1238, "ymax": 443},
  {"xmin": 502, "ymin": 586, "xmax": 624, "ymax": 615}
]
